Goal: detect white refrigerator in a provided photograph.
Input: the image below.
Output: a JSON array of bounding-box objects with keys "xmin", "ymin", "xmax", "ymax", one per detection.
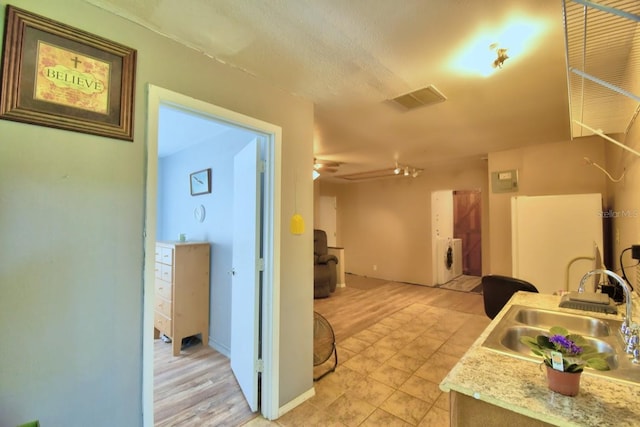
[{"xmin": 511, "ymin": 193, "xmax": 604, "ymax": 295}]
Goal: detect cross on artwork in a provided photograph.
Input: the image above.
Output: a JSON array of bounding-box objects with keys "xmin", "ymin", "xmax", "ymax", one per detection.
[{"xmin": 71, "ymin": 56, "xmax": 82, "ymax": 68}]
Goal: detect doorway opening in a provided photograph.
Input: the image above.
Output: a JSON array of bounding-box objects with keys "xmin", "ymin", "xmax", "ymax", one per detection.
[
  {"xmin": 142, "ymin": 85, "xmax": 282, "ymax": 425},
  {"xmin": 453, "ymin": 190, "xmax": 482, "ymax": 277},
  {"xmin": 431, "ymin": 189, "xmax": 482, "ymax": 289}
]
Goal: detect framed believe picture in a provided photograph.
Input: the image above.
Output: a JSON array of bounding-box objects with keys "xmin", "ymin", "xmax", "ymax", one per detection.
[
  {"xmin": 190, "ymin": 169, "xmax": 211, "ymax": 196},
  {"xmin": 0, "ymin": 6, "xmax": 136, "ymax": 140}
]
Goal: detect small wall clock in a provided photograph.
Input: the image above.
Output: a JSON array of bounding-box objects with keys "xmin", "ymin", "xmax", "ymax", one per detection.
[
  {"xmin": 194, "ymin": 204, "xmax": 206, "ymax": 223},
  {"xmin": 190, "ymin": 168, "xmax": 211, "ymax": 196}
]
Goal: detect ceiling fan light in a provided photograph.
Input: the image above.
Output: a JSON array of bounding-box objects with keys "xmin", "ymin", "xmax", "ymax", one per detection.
[{"xmin": 404, "ymin": 167, "xmax": 409, "ymax": 176}]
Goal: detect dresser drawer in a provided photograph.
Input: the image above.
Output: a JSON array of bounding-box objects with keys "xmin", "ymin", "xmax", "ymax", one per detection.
[
  {"xmin": 154, "ymin": 312, "xmax": 172, "ymax": 336},
  {"xmin": 160, "ymin": 263, "xmax": 173, "ymax": 283},
  {"xmin": 155, "ymin": 246, "xmax": 162, "ymax": 263},
  {"xmin": 155, "ymin": 296, "xmax": 172, "ymax": 318},
  {"xmin": 159, "ymin": 246, "xmax": 174, "ymax": 265},
  {"xmin": 155, "ymin": 279, "xmax": 172, "ymax": 301},
  {"xmin": 154, "ymin": 262, "xmax": 162, "ymax": 279}
]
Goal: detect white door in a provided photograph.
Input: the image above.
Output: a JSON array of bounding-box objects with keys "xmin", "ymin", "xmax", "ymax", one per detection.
[
  {"xmin": 430, "ymin": 190, "xmax": 453, "ymax": 284},
  {"xmin": 231, "ymin": 138, "xmax": 261, "ymax": 412},
  {"xmin": 318, "ymin": 196, "xmax": 337, "ymax": 247}
]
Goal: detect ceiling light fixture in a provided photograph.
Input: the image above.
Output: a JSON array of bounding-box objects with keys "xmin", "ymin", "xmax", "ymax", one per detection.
[
  {"xmin": 448, "ymin": 15, "xmax": 549, "ymax": 77},
  {"xmin": 393, "ymin": 162, "xmax": 423, "ymax": 178},
  {"xmin": 490, "ymin": 43, "xmax": 509, "ymax": 68}
]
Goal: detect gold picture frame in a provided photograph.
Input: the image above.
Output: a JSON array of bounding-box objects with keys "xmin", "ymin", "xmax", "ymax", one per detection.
[{"xmin": 0, "ymin": 5, "xmax": 136, "ymax": 141}]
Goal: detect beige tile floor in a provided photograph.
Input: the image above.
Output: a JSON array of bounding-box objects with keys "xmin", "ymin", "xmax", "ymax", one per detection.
[{"xmin": 245, "ymin": 302, "xmax": 490, "ymax": 426}]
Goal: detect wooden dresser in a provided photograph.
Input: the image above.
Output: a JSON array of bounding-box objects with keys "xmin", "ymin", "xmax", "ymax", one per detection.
[{"xmin": 154, "ymin": 241, "xmax": 210, "ymax": 356}]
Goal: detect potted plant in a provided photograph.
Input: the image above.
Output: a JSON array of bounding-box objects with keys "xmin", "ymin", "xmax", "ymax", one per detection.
[{"xmin": 520, "ymin": 326, "xmax": 611, "ymax": 396}]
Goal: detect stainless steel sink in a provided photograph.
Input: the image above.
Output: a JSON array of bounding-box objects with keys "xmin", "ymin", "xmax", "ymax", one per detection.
[
  {"xmin": 498, "ymin": 325, "xmax": 619, "ymax": 369},
  {"xmin": 514, "ymin": 308, "xmax": 612, "ymax": 337},
  {"xmin": 482, "ymin": 305, "xmax": 640, "ymax": 384}
]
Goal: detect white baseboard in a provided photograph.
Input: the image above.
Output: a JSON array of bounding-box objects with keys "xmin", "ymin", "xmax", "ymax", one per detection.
[
  {"xmin": 209, "ymin": 337, "xmax": 230, "ymax": 358},
  {"xmin": 278, "ymin": 386, "xmax": 315, "ymax": 418}
]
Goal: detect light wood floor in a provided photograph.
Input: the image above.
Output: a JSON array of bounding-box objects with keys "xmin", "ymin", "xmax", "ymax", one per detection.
[
  {"xmin": 153, "ymin": 275, "xmax": 486, "ymax": 426},
  {"xmin": 154, "ymin": 339, "xmax": 254, "ymax": 426}
]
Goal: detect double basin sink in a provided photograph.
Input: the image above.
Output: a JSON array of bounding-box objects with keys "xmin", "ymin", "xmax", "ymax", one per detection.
[{"xmin": 482, "ymin": 304, "xmax": 640, "ymax": 384}]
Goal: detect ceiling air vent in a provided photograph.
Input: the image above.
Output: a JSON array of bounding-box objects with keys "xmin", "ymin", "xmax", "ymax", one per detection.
[{"xmin": 391, "ymin": 85, "xmax": 447, "ymax": 110}]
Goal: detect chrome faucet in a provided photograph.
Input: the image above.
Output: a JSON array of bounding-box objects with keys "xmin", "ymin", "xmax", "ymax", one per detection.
[
  {"xmin": 578, "ymin": 269, "xmax": 632, "ymax": 324},
  {"xmin": 578, "ymin": 269, "xmax": 637, "ymax": 359},
  {"xmin": 577, "ymin": 269, "xmax": 602, "ymax": 293}
]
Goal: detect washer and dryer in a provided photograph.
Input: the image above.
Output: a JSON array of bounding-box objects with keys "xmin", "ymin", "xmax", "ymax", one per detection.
[{"xmin": 436, "ymin": 238, "xmax": 462, "ymax": 285}]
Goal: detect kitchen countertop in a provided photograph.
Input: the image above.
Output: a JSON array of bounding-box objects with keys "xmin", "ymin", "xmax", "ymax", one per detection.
[{"xmin": 440, "ymin": 291, "xmax": 640, "ymax": 427}]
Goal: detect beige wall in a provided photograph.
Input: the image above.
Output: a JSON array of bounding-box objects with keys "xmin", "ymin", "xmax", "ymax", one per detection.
[
  {"xmin": 607, "ymin": 129, "xmax": 640, "ymax": 286},
  {"xmin": 606, "ymin": 55, "xmax": 640, "ymax": 288},
  {"xmin": 317, "ymin": 158, "xmax": 490, "ymax": 285},
  {"xmin": 316, "ymin": 137, "xmax": 613, "ymax": 287},
  {"xmin": 0, "ymin": 1, "xmax": 314, "ymax": 426},
  {"xmin": 487, "ymin": 137, "xmax": 608, "ymax": 275}
]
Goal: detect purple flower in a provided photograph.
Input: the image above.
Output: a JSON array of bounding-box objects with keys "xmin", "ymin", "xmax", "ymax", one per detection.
[{"xmin": 549, "ymin": 334, "xmax": 582, "ymax": 355}]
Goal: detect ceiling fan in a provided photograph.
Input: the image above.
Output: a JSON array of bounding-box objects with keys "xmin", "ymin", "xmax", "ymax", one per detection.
[{"xmin": 313, "ymin": 158, "xmax": 341, "ymax": 174}]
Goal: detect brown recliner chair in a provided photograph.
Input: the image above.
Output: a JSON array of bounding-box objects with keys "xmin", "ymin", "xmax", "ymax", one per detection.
[{"xmin": 314, "ymin": 229, "xmax": 338, "ymax": 298}]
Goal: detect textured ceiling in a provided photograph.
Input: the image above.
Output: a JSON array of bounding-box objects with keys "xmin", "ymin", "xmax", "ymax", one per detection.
[{"xmin": 88, "ymin": 0, "xmax": 581, "ymax": 179}]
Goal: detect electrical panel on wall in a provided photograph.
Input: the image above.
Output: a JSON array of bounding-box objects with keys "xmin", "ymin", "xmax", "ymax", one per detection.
[{"xmin": 491, "ymin": 169, "xmax": 519, "ymax": 193}]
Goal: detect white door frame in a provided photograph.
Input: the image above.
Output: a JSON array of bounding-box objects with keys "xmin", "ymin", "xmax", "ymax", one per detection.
[{"xmin": 142, "ymin": 84, "xmax": 281, "ymax": 425}]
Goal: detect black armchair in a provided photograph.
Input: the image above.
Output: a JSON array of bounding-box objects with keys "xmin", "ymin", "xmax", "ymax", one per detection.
[
  {"xmin": 481, "ymin": 275, "xmax": 538, "ymax": 319},
  {"xmin": 314, "ymin": 229, "xmax": 338, "ymax": 298}
]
